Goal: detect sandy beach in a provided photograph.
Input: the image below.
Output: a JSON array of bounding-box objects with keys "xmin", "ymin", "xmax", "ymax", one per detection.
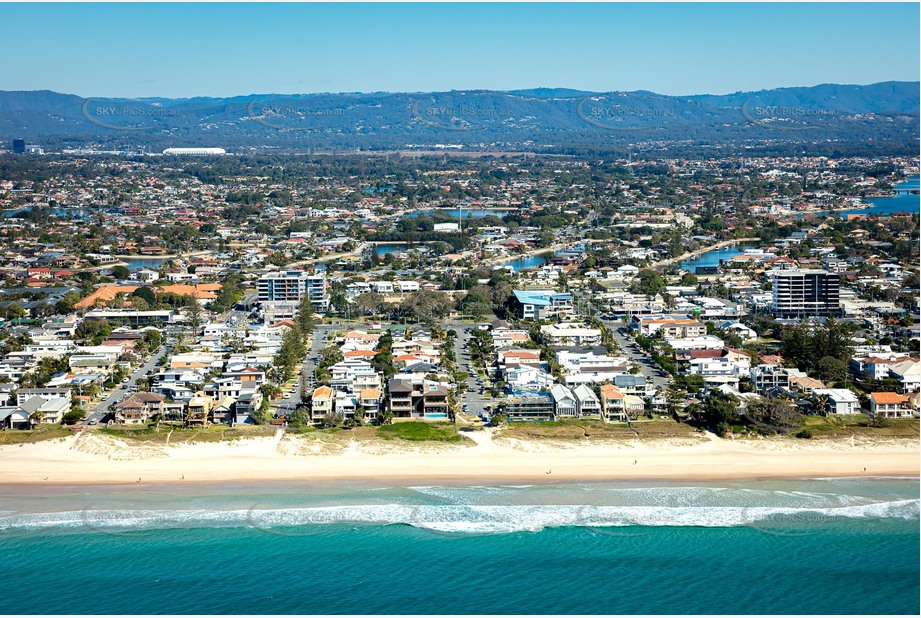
[{"xmin": 1, "ymin": 429, "xmax": 917, "ymax": 485}]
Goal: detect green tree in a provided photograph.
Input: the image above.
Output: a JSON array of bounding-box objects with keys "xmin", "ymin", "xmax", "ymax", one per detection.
[
  {"xmin": 460, "ymin": 290, "xmax": 492, "ymax": 320},
  {"xmin": 744, "ymin": 397, "xmax": 804, "ymax": 433},
  {"xmin": 699, "ymin": 391, "xmax": 741, "ymax": 435},
  {"xmin": 400, "ymin": 290, "xmax": 453, "ymax": 325},
  {"xmin": 632, "ymin": 269, "xmax": 666, "ymax": 297},
  {"xmin": 274, "ymin": 325, "xmax": 308, "ymax": 381},
  {"xmin": 111, "ymin": 265, "xmax": 130, "ymax": 280},
  {"xmin": 5, "ymin": 303, "xmax": 26, "ymax": 319},
  {"xmin": 131, "ymin": 287, "xmax": 157, "ymax": 306},
  {"xmin": 185, "ymin": 296, "xmax": 205, "ymax": 336},
  {"xmin": 354, "ymin": 292, "xmax": 385, "ymax": 317},
  {"xmin": 290, "ymin": 406, "xmax": 310, "ymax": 426},
  {"xmin": 295, "ymin": 294, "xmax": 317, "ymax": 336},
  {"xmin": 143, "ymin": 329, "xmax": 163, "ymax": 349},
  {"xmin": 55, "ymin": 291, "xmax": 82, "ymax": 314},
  {"xmin": 62, "ymin": 408, "xmax": 85, "ymax": 425},
  {"xmin": 210, "ymin": 273, "xmax": 244, "ymax": 313},
  {"xmin": 816, "ymin": 356, "xmax": 847, "ymax": 384},
  {"xmin": 75, "ymin": 318, "xmax": 112, "ymax": 345}
]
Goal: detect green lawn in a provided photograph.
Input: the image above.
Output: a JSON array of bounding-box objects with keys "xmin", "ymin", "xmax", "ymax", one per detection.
[
  {"xmin": 98, "ymin": 424, "xmax": 276, "ymax": 443},
  {"xmin": 0, "ymin": 426, "xmax": 74, "ymax": 445},
  {"xmin": 374, "ymin": 421, "xmax": 467, "ymax": 442},
  {"xmin": 497, "ymin": 418, "xmax": 700, "ymax": 441},
  {"xmin": 799, "ymin": 414, "xmax": 919, "ymax": 439}
]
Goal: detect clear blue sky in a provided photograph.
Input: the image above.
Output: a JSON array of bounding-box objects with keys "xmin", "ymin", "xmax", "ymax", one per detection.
[{"xmin": 2, "ymin": 2, "xmax": 918, "ymax": 97}]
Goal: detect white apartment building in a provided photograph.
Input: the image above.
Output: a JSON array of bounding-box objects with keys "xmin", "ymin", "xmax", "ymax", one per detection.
[
  {"xmin": 771, "ymin": 269, "xmax": 841, "ymax": 318},
  {"xmin": 258, "ymin": 270, "xmax": 330, "ymax": 312}
]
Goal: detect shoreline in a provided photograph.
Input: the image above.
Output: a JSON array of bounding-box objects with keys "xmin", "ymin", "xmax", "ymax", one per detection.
[
  {"xmin": 1, "ymin": 430, "xmax": 917, "ymax": 486},
  {"xmin": 651, "ymin": 237, "xmax": 759, "ymax": 267},
  {"xmin": 3, "ymin": 471, "xmax": 918, "ymax": 489}
]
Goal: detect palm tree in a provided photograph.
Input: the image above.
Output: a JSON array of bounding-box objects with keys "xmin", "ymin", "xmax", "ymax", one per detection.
[{"xmin": 811, "ymin": 393, "xmax": 831, "ymax": 416}]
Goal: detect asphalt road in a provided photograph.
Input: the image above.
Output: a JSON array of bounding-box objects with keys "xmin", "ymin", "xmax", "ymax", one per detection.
[
  {"xmin": 274, "ymin": 323, "xmax": 342, "ymax": 417},
  {"xmin": 85, "ymin": 345, "xmax": 169, "ymax": 425},
  {"xmin": 604, "ymin": 321, "xmax": 672, "ymax": 392},
  {"xmin": 449, "ymin": 322, "xmax": 494, "ymax": 419}
]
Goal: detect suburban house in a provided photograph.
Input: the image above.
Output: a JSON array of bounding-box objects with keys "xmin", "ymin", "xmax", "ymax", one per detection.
[
  {"xmin": 504, "ymin": 364, "xmax": 555, "ymax": 394},
  {"xmin": 0, "ymin": 406, "xmax": 32, "ymax": 430},
  {"xmin": 329, "ymin": 359, "xmax": 381, "ymax": 394},
  {"xmin": 511, "ymin": 290, "xmax": 574, "ymax": 320},
  {"xmin": 624, "ymin": 395, "xmax": 646, "ymax": 418},
  {"xmin": 212, "ymin": 396, "xmax": 236, "ymax": 425},
  {"xmin": 113, "ymin": 392, "xmax": 165, "ymax": 425},
  {"xmin": 573, "ymin": 384, "xmax": 601, "ymax": 418},
  {"xmin": 600, "ymin": 383, "xmax": 626, "ymax": 422},
  {"xmin": 540, "ymin": 323, "xmax": 602, "ymax": 347},
  {"xmin": 812, "ymin": 388, "xmax": 860, "ymax": 415},
  {"xmin": 386, "ymin": 378, "xmax": 451, "ymax": 419},
  {"xmin": 612, "ymin": 374, "xmax": 651, "ymax": 397},
  {"xmin": 186, "ymin": 392, "xmax": 214, "ymax": 427},
  {"xmin": 549, "ymin": 384, "xmax": 578, "ymax": 417},
  {"xmin": 869, "ymin": 392, "xmax": 914, "ymax": 418},
  {"xmin": 310, "ymin": 386, "xmax": 334, "ymax": 420},
  {"xmin": 634, "ymin": 317, "xmax": 707, "ymax": 338},
  {"xmin": 750, "ymin": 364, "xmax": 791, "ymax": 393},
  {"xmin": 233, "ymin": 390, "xmax": 263, "ymax": 425},
  {"xmin": 358, "ymin": 387, "xmax": 381, "ymax": 418},
  {"xmin": 15, "ymin": 388, "xmax": 72, "ymax": 406}
]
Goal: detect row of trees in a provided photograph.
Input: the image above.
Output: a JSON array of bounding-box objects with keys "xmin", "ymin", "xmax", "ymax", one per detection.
[
  {"xmin": 689, "ymin": 391, "xmax": 805, "ymax": 437},
  {"xmin": 270, "ymin": 295, "xmax": 318, "ymax": 384},
  {"xmin": 780, "ymin": 318, "xmax": 854, "ymax": 385}
]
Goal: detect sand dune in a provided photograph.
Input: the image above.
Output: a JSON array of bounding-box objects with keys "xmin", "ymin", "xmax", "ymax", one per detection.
[{"xmin": 0, "ymin": 429, "xmax": 917, "ymax": 485}]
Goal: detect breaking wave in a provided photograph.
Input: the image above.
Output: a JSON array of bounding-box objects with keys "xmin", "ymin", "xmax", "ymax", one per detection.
[{"xmin": 0, "ymin": 499, "xmax": 916, "ymax": 535}]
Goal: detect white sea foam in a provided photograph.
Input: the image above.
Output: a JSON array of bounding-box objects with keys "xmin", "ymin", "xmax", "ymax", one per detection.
[{"xmin": 0, "ymin": 499, "xmax": 916, "ymax": 535}]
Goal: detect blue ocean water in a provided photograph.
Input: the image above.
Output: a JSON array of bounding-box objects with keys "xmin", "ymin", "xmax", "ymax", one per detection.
[{"xmin": 0, "ymin": 478, "xmax": 917, "ymax": 614}]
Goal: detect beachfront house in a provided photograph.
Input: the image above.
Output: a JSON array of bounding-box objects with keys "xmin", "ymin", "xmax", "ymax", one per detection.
[
  {"xmin": 385, "ymin": 378, "xmax": 450, "ymax": 419},
  {"xmin": 624, "ymin": 395, "xmax": 646, "ymax": 419},
  {"xmin": 186, "ymin": 392, "xmax": 213, "ymax": 427},
  {"xmin": 310, "ymin": 386, "xmax": 334, "ymax": 422},
  {"xmin": 550, "ymin": 384, "xmax": 578, "ymax": 417},
  {"xmin": 811, "ymin": 389, "xmax": 860, "ymax": 415},
  {"xmin": 233, "ymin": 390, "xmax": 263, "ymax": 425},
  {"xmin": 869, "ymin": 392, "xmax": 914, "ymax": 419},
  {"xmin": 113, "ymin": 392, "xmax": 165, "ymax": 425},
  {"xmin": 573, "ymin": 384, "xmax": 601, "ymax": 418},
  {"xmin": 504, "ymin": 394, "xmax": 555, "ymax": 421},
  {"xmin": 600, "ymin": 383, "xmax": 627, "ymax": 422}
]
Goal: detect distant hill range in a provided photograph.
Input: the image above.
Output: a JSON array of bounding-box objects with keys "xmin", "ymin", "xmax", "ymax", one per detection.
[{"xmin": 0, "ymin": 82, "xmax": 917, "ymax": 153}]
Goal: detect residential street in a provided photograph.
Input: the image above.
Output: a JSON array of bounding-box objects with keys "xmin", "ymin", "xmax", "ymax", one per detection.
[
  {"xmin": 448, "ymin": 321, "xmax": 494, "ymax": 420},
  {"xmin": 273, "ymin": 323, "xmax": 342, "ymax": 417},
  {"xmin": 84, "ymin": 345, "xmax": 169, "ymax": 425},
  {"xmin": 604, "ymin": 321, "xmax": 672, "ymax": 392}
]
